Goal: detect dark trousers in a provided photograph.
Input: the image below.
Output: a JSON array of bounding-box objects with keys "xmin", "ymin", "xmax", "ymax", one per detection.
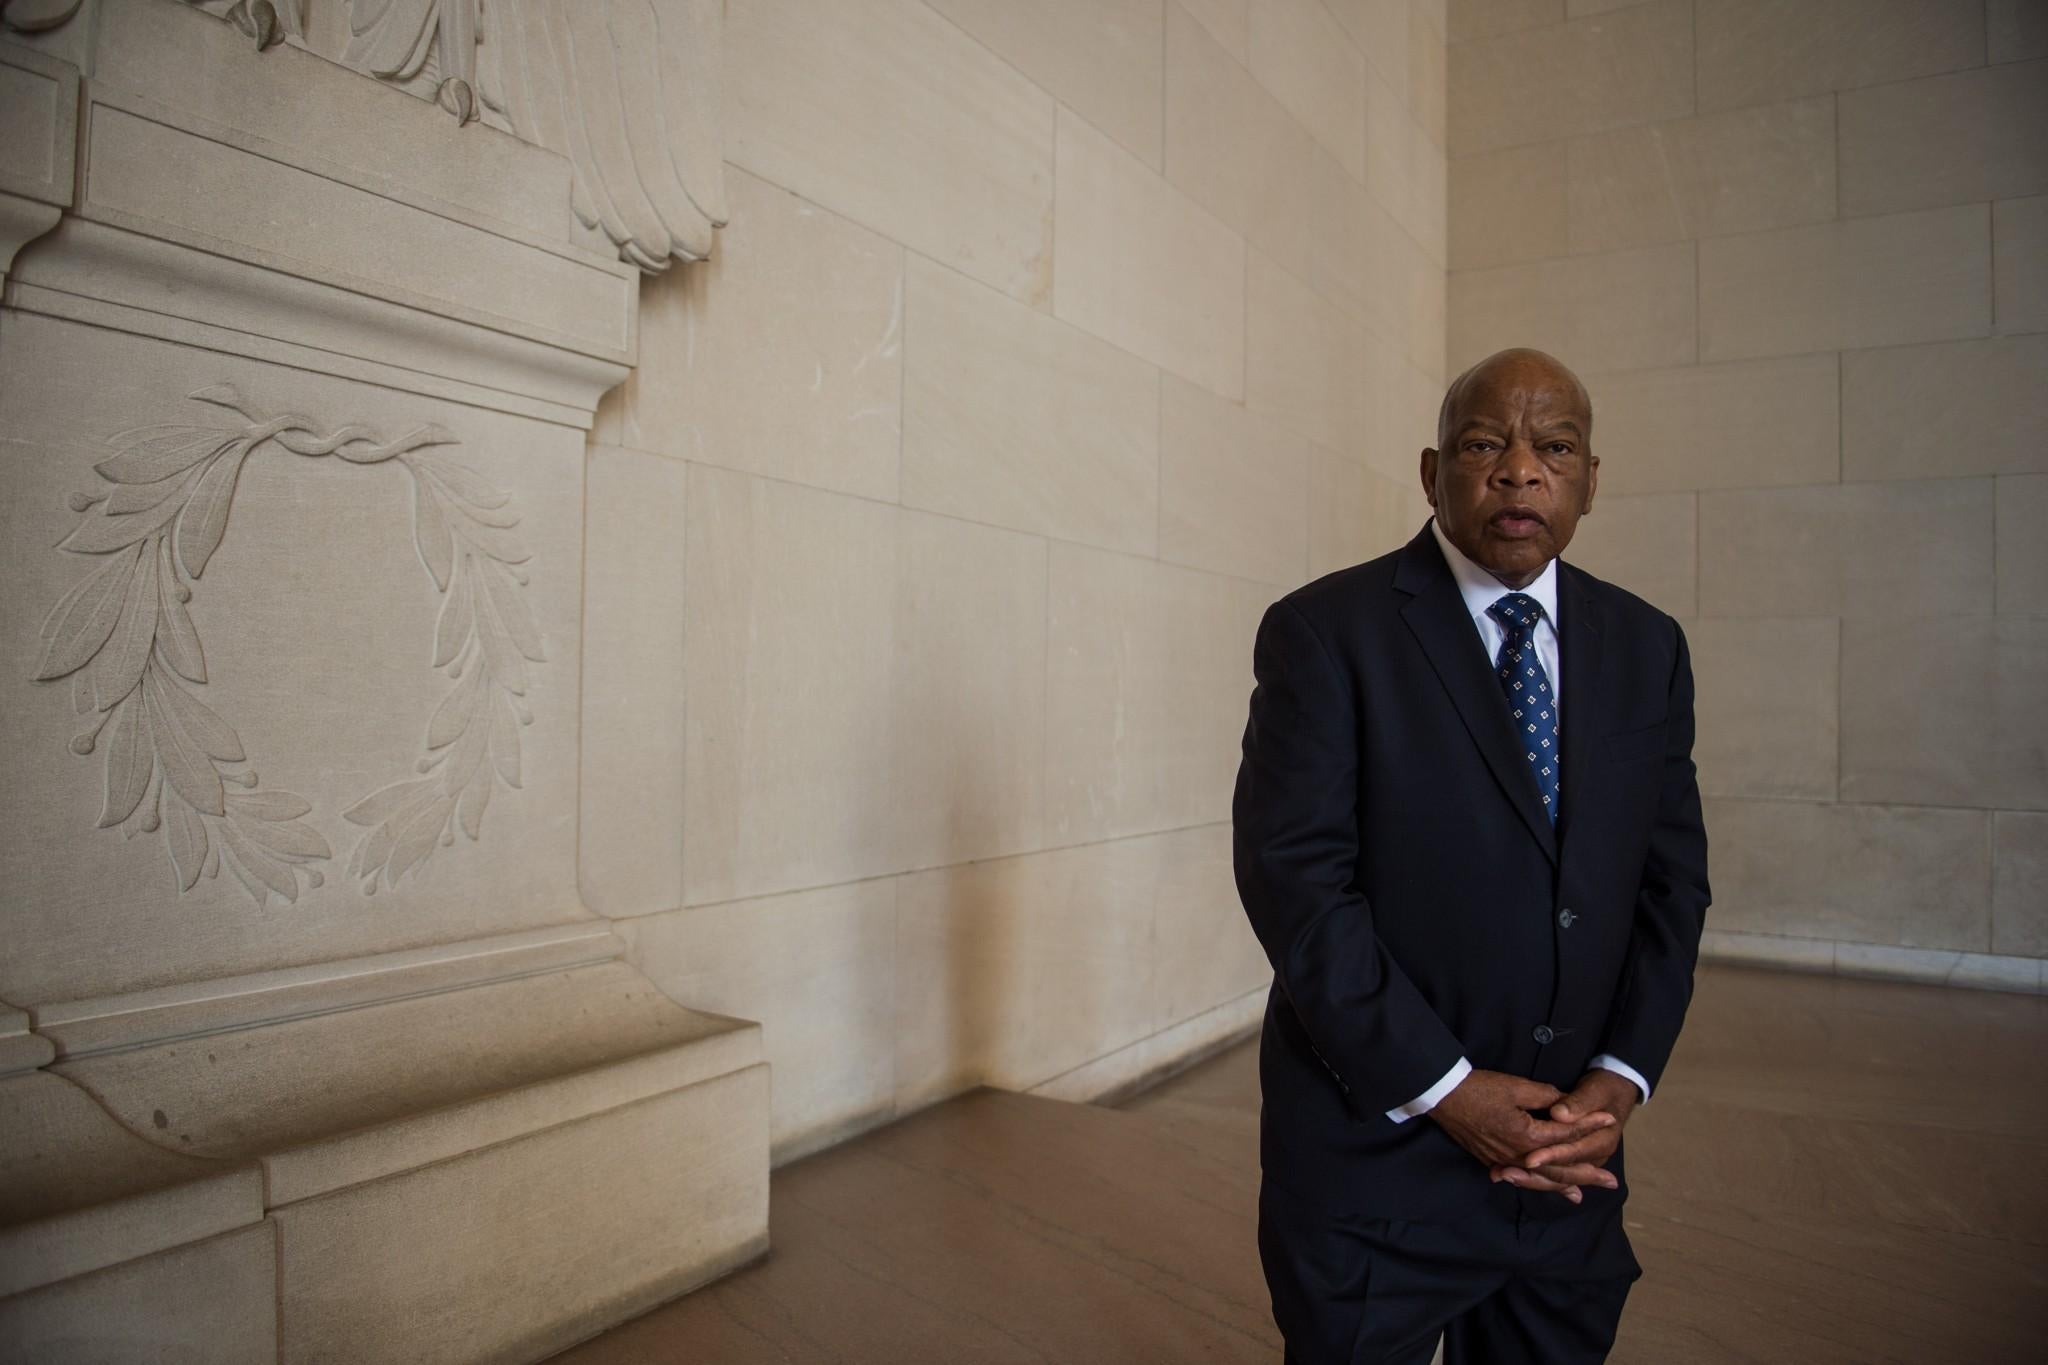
[{"xmin": 1258, "ymin": 1179, "xmax": 1641, "ymax": 1365}]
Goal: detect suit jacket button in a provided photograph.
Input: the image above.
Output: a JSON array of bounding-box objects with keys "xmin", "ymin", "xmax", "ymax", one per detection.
[
  {"xmin": 1533, "ymin": 1025, "xmax": 1555, "ymax": 1045},
  {"xmin": 1558, "ymin": 908, "xmax": 1577, "ymax": 928}
]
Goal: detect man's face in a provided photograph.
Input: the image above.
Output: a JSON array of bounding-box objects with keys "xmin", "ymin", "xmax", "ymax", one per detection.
[{"xmin": 1421, "ymin": 353, "xmax": 1598, "ymax": 589}]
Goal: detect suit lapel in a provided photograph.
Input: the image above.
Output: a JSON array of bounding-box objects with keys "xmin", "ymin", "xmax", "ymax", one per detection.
[
  {"xmin": 1557, "ymin": 562, "xmax": 1603, "ymax": 845},
  {"xmin": 1394, "ymin": 527, "xmax": 1558, "ymax": 866}
]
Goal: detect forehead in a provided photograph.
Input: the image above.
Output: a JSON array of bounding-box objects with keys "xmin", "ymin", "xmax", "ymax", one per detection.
[{"xmin": 1449, "ymin": 364, "xmax": 1589, "ymax": 428}]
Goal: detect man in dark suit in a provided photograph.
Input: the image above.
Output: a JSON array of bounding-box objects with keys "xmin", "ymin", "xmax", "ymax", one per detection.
[{"xmin": 1233, "ymin": 348, "xmax": 1710, "ymax": 1364}]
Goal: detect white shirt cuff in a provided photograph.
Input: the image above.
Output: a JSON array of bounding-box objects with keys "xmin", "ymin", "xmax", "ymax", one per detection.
[
  {"xmin": 1385, "ymin": 1056, "xmax": 1472, "ymax": 1123},
  {"xmin": 1589, "ymin": 1054, "xmax": 1650, "ymax": 1104}
]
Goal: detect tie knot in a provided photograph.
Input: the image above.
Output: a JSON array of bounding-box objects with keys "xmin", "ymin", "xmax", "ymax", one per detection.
[{"xmin": 1487, "ymin": 593, "xmax": 1544, "ymax": 633}]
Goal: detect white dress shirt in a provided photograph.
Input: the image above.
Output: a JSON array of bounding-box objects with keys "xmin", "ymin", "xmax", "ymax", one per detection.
[{"xmin": 1383, "ymin": 520, "xmax": 1650, "ymax": 1123}]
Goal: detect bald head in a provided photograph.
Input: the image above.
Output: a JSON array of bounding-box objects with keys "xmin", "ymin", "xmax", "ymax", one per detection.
[
  {"xmin": 1421, "ymin": 347, "xmax": 1599, "ymax": 589},
  {"xmin": 1436, "ymin": 348, "xmax": 1592, "ymax": 453}
]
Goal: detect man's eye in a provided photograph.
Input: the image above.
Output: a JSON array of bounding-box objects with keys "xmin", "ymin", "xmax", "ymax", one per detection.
[{"xmin": 1546, "ymin": 444, "xmax": 1572, "ymax": 455}]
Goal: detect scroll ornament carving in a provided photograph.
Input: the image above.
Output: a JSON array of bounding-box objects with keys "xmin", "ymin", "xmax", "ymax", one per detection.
[
  {"xmin": 33, "ymin": 384, "xmax": 546, "ymax": 906},
  {"xmin": 343, "ymin": 0, "xmax": 728, "ymax": 271}
]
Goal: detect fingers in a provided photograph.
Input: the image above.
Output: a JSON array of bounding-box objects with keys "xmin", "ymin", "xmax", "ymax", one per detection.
[
  {"xmin": 1524, "ymin": 1128, "xmax": 1620, "ymax": 1170},
  {"xmin": 1532, "ymin": 1163, "xmax": 1618, "ymax": 1190},
  {"xmin": 1508, "ymin": 1078, "xmax": 1566, "ymax": 1111},
  {"xmin": 1522, "ymin": 1112, "xmax": 1615, "ymax": 1150},
  {"xmin": 1494, "ymin": 1167, "xmax": 1585, "ymax": 1203}
]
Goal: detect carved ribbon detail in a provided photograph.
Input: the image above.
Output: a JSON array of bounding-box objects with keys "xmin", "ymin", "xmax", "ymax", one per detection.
[{"xmin": 33, "ymin": 384, "xmax": 545, "ymax": 906}]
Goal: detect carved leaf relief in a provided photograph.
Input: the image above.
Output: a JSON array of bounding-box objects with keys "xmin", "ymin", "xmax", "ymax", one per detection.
[{"xmin": 34, "ymin": 383, "xmax": 546, "ymax": 907}]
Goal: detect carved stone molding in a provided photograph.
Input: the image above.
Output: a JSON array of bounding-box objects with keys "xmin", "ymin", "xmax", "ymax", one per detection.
[
  {"xmin": 4, "ymin": 0, "xmax": 297, "ymax": 46},
  {"xmin": 343, "ymin": 0, "xmax": 728, "ymax": 271},
  {"xmin": 33, "ymin": 382, "xmax": 545, "ymax": 906}
]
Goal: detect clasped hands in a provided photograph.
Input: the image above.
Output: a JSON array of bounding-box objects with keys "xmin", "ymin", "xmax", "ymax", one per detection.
[{"xmin": 1427, "ymin": 1068, "xmax": 1639, "ymax": 1204}]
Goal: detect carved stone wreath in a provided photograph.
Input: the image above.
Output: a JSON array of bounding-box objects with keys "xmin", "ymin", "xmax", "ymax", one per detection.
[{"xmin": 33, "ymin": 384, "xmax": 545, "ymax": 906}]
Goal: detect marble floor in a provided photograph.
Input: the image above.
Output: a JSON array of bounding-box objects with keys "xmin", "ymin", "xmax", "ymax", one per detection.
[{"xmin": 549, "ymin": 966, "xmax": 2047, "ymax": 1363}]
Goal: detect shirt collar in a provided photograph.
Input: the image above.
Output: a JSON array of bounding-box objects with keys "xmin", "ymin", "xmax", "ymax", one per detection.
[{"xmin": 1429, "ymin": 516, "xmax": 1559, "ymax": 629}]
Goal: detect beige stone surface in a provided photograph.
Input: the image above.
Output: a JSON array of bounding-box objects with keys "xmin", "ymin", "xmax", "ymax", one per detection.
[
  {"xmin": 54, "ymin": 962, "xmax": 762, "ymax": 1205},
  {"xmin": 1031, "ymin": 985, "xmax": 1266, "ymax": 1102},
  {"xmin": 1449, "ymin": 0, "xmax": 1693, "ymax": 156},
  {"xmin": 272, "ymin": 1068, "xmax": 769, "ymax": 1365},
  {"xmin": 1449, "ymin": 142, "xmax": 1567, "ymax": 270},
  {"xmin": 581, "ymin": 446, "xmax": 687, "ymax": 918},
  {"xmin": 623, "ymin": 167, "xmax": 904, "ymax": 502},
  {"xmin": 1698, "ymin": 205, "xmax": 1993, "ymax": 362},
  {"xmin": 1687, "ymin": 617, "xmax": 1839, "ymax": 801},
  {"xmin": 1164, "ymin": 4, "xmax": 1388, "ymax": 334},
  {"xmin": 1992, "ymin": 812, "xmax": 2048, "ymax": 956},
  {"xmin": 1585, "ymin": 353, "xmax": 1840, "ymax": 496},
  {"xmin": 725, "ymin": 0, "xmax": 1055, "ymax": 305},
  {"xmin": 36, "ymin": 925, "xmax": 622, "ymax": 1061},
  {"xmin": 1990, "ymin": 0, "xmax": 2048, "ymax": 62},
  {"xmin": 82, "ymin": 95, "xmax": 630, "ymax": 363},
  {"xmin": 925, "ymin": 0, "xmax": 1165, "ymax": 168},
  {"xmin": 1567, "ymin": 96, "xmax": 1837, "ymax": 254},
  {"xmin": 1996, "ymin": 475, "xmax": 2048, "ymax": 616},
  {"xmin": 1246, "ymin": 249, "xmax": 1371, "ymax": 452},
  {"xmin": 624, "ymin": 881, "xmax": 897, "ymax": 1162},
  {"xmin": 1045, "ymin": 546, "xmax": 1271, "ymax": 844},
  {"xmin": 1838, "ymin": 61, "xmax": 2048, "ymax": 219},
  {"xmin": 1053, "ymin": 109, "xmax": 1247, "ymax": 400},
  {"xmin": 1364, "ymin": 60, "xmax": 1413, "ymax": 229},
  {"xmin": 1695, "ymin": 0, "xmax": 1988, "ymax": 113},
  {"xmin": 895, "ymin": 840, "xmax": 1155, "ymax": 1104},
  {"xmin": 0, "ymin": 41, "xmax": 76, "ymax": 215},
  {"xmin": 1449, "ymin": 239, "xmax": 1696, "ymax": 374},
  {"xmin": 1842, "ymin": 334, "xmax": 2048, "ymax": 481},
  {"xmin": 902, "ymin": 255, "xmax": 1161, "ymax": 555},
  {"xmin": 1329, "ymin": 0, "xmax": 1411, "ymax": 100},
  {"xmin": 1159, "ymin": 375, "xmax": 1311, "ymax": 585},
  {"xmin": 0, "ymin": 1224, "xmax": 277, "ymax": 1365},
  {"xmin": 1310, "ymin": 449, "xmax": 1422, "ymax": 579},
  {"xmin": 1178, "ymin": 0, "xmax": 1252, "ymax": 62},
  {"xmin": 895, "ymin": 824, "xmax": 1265, "ymax": 1104},
  {"xmin": 1248, "ymin": 0, "xmax": 1369, "ymax": 180},
  {"xmin": 0, "ymin": 1072, "xmax": 263, "ymax": 1297},
  {"xmin": 1705, "ymin": 798, "xmax": 1993, "ymax": 950},
  {"xmin": 0, "ymin": 317, "xmax": 589, "ymax": 1007},
  {"xmin": 1447, "ymin": 0, "xmax": 1566, "ymax": 44},
  {"xmin": 1148, "ymin": 824, "xmax": 1273, "ymax": 1028},
  {"xmin": 1698, "ymin": 480, "xmax": 1997, "ymax": 619},
  {"xmin": 891, "ymin": 509, "xmax": 1051, "ymax": 868},
  {"xmin": 1842, "ymin": 615, "xmax": 2048, "ymax": 811},
  {"xmin": 91, "ymin": 0, "xmax": 571, "ymax": 247},
  {"xmin": 1564, "ymin": 491, "xmax": 1696, "ymax": 617},
  {"xmin": 682, "ymin": 465, "xmax": 899, "ymax": 905},
  {"xmin": 1404, "ymin": 119, "xmax": 1450, "ymax": 267},
  {"xmin": 1995, "ymin": 195, "xmax": 2048, "ymax": 335},
  {"xmin": 1409, "ymin": 1, "xmax": 1449, "ymax": 149}
]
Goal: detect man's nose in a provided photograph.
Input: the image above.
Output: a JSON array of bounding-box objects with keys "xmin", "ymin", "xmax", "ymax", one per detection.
[{"xmin": 1491, "ymin": 441, "xmax": 1544, "ymax": 485}]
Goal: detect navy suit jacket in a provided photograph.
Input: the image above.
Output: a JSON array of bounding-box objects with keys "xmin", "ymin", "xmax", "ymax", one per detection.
[{"xmin": 1233, "ymin": 521, "xmax": 1710, "ymax": 1219}]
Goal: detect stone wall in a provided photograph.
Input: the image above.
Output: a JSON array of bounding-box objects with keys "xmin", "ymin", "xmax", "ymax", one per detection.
[
  {"xmin": 1446, "ymin": 0, "xmax": 2048, "ymax": 991},
  {"xmin": 584, "ymin": 0, "xmax": 1451, "ymax": 1163}
]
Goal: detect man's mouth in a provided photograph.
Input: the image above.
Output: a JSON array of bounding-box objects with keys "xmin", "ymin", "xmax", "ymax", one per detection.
[{"xmin": 1490, "ymin": 506, "xmax": 1547, "ymax": 539}]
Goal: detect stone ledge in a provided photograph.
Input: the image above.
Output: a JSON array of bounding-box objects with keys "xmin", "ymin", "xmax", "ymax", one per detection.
[
  {"xmin": 54, "ymin": 960, "xmax": 764, "ymax": 1205},
  {"xmin": 0, "ymin": 1072, "xmax": 263, "ymax": 1298},
  {"xmin": 1700, "ymin": 928, "xmax": 2046, "ymax": 995},
  {"xmin": 36, "ymin": 923, "xmax": 625, "ymax": 1062}
]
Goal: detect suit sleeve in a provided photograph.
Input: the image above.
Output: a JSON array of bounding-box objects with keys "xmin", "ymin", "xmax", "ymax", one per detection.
[
  {"xmin": 1594, "ymin": 618, "xmax": 1711, "ymax": 1094},
  {"xmin": 1233, "ymin": 598, "xmax": 1468, "ymax": 1118}
]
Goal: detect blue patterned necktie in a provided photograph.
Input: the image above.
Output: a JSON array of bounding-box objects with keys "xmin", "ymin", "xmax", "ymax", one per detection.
[{"xmin": 1486, "ymin": 592, "xmax": 1560, "ymax": 824}]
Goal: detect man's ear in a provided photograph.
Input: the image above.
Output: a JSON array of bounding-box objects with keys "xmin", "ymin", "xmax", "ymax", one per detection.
[
  {"xmin": 1420, "ymin": 447, "xmax": 1439, "ymax": 507},
  {"xmin": 1583, "ymin": 452, "xmax": 1599, "ymax": 513}
]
